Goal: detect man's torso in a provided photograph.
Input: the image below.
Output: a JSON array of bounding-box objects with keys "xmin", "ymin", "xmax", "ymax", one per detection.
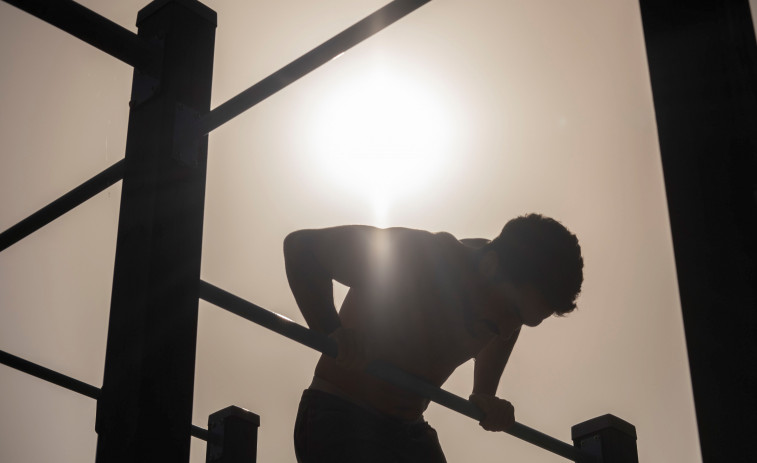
[{"xmin": 313, "ymin": 230, "xmax": 503, "ymax": 419}]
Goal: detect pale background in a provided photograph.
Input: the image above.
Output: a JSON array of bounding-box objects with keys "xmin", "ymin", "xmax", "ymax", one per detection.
[{"xmin": 5, "ymin": 0, "xmax": 746, "ymax": 461}]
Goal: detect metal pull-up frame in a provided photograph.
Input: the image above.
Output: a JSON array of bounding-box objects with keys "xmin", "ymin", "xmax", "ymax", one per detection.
[{"xmin": 0, "ymin": 1, "xmax": 638, "ymax": 462}]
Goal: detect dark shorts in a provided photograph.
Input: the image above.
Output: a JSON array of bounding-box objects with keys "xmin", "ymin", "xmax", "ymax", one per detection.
[{"xmin": 294, "ymin": 389, "xmax": 447, "ymax": 463}]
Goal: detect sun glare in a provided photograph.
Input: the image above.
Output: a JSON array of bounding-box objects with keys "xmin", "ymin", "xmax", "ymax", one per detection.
[{"xmin": 307, "ymin": 66, "xmax": 455, "ymax": 225}]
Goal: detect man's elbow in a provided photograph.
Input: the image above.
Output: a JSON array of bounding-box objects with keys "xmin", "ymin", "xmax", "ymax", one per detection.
[{"xmin": 283, "ymin": 229, "xmax": 315, "ymax": 262}]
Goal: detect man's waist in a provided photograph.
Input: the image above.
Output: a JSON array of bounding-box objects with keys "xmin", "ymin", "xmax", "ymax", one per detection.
[
  {"xmin": 309, "ymin": 374, "xmax": 426, "ymax": 422},
  {"xmin": 309, "ymin": 375, "xmax": 376, "ymax": 410}
]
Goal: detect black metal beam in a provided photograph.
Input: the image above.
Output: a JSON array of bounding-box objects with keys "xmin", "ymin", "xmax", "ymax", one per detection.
[
  {"xmin": 2, "ymin": 0, "xmax": 160, "ymax": 72},
  {"xmin": 639, "ymin": 1, "xmax": 757, "ymax": 461},
  {"xmin": 199, "ymin": 280, "xmax": 337, "ymax": 357},
  {"xmin": 0, "ymin": 159, "xmax": 125, "ymax": 253},
  {"xmin": 0, "ymin": 348, "xmax": 211, "ymax": 441},
  {"xmin": 199, "ymin": 280, "xmax": 595, "ymax": 463},
  {"xmin": 95, "ymin": 2, "xmax": 216, "ymax": 462},
  {"xmin": 190, "ymin": 425, "xmax": 210, "ymax": 442},
  {"xmin": 0, "ymin": 348, "xmax": 100, "ymax": 399},
  {"xmin": 201, "ymin": 0, "xmax": 431, "ymax": 135}
]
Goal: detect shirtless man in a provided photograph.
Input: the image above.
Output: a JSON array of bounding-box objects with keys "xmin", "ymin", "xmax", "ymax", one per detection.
[{"xmin": 284, "ymin": 214, "xmax": 584, "ymax": 462}]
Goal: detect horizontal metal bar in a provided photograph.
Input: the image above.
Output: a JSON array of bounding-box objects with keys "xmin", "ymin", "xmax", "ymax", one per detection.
[
  {"xmin": 0, "ymin": 348, "xmax": 100, "ymax": 399},
  {"xmin": 202, "ymin": 0, "xmax": 430, "ymax": 135},
  {"xmin": 0, "ymin": 348, "xmax": 212, "ymax": 441},
  {"xmin": 2, "ymin": 0, "xmax": 159, "ymax": 72},
  {"xmin": 199, "ymin": 280, "xmax": 337, "ymax": 358},
  {"xmin": 190, "ymin": 424, "xmax": 210, "ymax": 442},
  {"xmin": 0, "ymin": 159, "xmax": 125, "ymax": 253},
  {"xmin": 198, "ymin": 280, "xmax": 595, "ymax": 463}
]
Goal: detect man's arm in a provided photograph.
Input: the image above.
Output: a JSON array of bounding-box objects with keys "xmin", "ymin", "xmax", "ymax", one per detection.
[
  {"xmin": 470, "ymin": 329, "xmax": 520, "ymax": 431},
  {"xmin": 473, "ymin": 328, "xmax": 520, "ymax": 395},
  {"xmin": 283, "ymin": 225, "xmax": 415, "ymax": 335}
]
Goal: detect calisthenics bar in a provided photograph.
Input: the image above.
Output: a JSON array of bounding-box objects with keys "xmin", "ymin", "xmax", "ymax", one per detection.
[
  {"xmin": 1, "ymin": 0, "xmax": 160, "ymax": 72},
  {"xmin": 201, "ymin": 0, "xmax": 431, "ymax": 136},
  {"xmin": 198, "ymin": 280, "xmax": 596, "ymax": 463},
  {"xmin": 0, "ymin": 348, "xmax": 211, "ymax": 442},
  {"xmin": 0, "ymin": 159, "xmax": 125, "ymax": 253}
]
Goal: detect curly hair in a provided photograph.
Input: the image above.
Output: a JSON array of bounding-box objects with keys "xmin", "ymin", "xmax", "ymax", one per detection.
[{"xmin": 488, "ymin": 214, "xmax": 584, "ymax": 315}]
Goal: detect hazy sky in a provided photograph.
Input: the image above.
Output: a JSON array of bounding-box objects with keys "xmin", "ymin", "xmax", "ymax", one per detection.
[{"xmin": 0, "ymin": 1, "xmax": 711, "ymax": 462}]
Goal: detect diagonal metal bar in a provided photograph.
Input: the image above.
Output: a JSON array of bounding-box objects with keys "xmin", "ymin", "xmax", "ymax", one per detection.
[
  {"xmin": 0, "ymin": 348, "xmax": 211, "ymax": 441},
  {"xmin": 199, "ymin": 280, "xmax": 337, "ymax": 357},
  {"xmin": 198, "ymin": 280, "xmax": 596, "ymax": 463},
  {"xmin": 0, "ymin": 159, "xmax": 125, "ymax": 253},
  {"xmin": 202, "ymin": 0, "xmax": 431, "ymax": 135},
  {"xmin": 0, "ymin": 348, "xmax": 101, "ymax": 399},
  {"xmin": 2, "ymin": 0, "xmax": 160, "ymax": 72}
]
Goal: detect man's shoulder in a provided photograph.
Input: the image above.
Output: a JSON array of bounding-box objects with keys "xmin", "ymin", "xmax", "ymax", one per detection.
[
  {"xmin": 381, "ymin": 227, "xmax": 453, "ymax": 244},
  {"xmin": 382, "ymin": 229, "xmax": 464, "ymax": 259},
  {"xmin": 460, "ymin": 237, "xmax": 490, "ymax": 249},
  {"xmin": 421, "ymin": 231, "xmax": 488, "ymax": 253},
  {"xmin": 432, "ymin": 230, "xmax": 458, "ymax": 242}
]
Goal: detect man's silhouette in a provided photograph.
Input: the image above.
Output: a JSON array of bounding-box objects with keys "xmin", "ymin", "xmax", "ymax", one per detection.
[{"xmin": 285, "ymin": 214, "xmax": 584, "ymax": 462}]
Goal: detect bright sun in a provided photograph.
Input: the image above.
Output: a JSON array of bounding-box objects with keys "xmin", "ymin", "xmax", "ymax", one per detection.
[{"xmin": 306, "ymin": 64, "xmax": 457, "ymax": 224}]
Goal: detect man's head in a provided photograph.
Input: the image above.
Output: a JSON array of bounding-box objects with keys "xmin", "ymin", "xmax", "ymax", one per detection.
[{"xmin": 485, "ymin": 214, "xmax": 584, "ymax": 316}]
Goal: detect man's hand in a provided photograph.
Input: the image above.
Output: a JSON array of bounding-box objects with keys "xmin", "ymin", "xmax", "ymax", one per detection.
[
  {"xmin": 329, "ymin": 327, "xmax": 368, "ymax": 371},
  {"xmin": 469, "ymin": 393, "xmax": 515, "ymax": 432}
]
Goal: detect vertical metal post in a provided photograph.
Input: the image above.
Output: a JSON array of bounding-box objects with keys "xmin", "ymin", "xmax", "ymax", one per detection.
[
  {"xmin": 571, "ymin": 414, "xmax": 638, "ymax": 463},
  {"xmin": 206, "ymin": 406, "xmax": 260, "ymax": 463},
  {"xmin": 639, "ymin": 1, "xmax": 757, "ymax": 460},
  {"xmin": 95, "ymin": 1, "xmax": 216, "ymax": 462}
]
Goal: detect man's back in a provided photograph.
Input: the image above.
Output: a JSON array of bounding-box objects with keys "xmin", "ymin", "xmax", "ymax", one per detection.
[{"xmin": 312, "ymin": 228, "xmax": 493, "ymax": 418}]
